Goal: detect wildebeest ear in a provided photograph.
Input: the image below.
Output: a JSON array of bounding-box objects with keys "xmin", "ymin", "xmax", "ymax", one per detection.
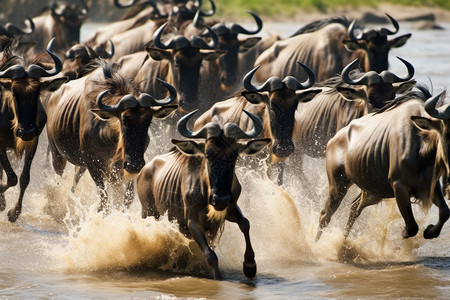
[
  {"xmin": 90, "ymin": 109, "xmax": 120, "ymax": 121},
  {"xmin": 336, "ymin": 86, "xmax": 367, "ymax": 102},
  {"xmin": 146, "ymin": 47, "xmax": 171, "ymax": 61},
  {"xmin": 394, "ymin": 80, "xmax": 416, "ymax": 95},
  {"xmin": 411, "ymin": 116, "xmax": 441, "ymax": 131},
  {"xmin": 152, "ymin": 105, "xmax": 178, "ymax": 119},
  {"xmin": 296, "ymin": 89, "xmax": 322, "ymax": 103},
  {"xmin": 238, "ymin": 138, "xmax": 271, "ymax": 155},
  {"xmin": 41, "ymin": 77, "xmax": 69, "ymax": 92},
  {"xmin": 239, "ymin": 37, "xmax": 262, "ymax": 53},
  {"xmin": 342, "ymin": 40, "xmax": 363, "ymax": 52},
  {"xmin": 200, "ymin": 49, "xmax": 226, "ymax": 61},
  {"xmin": 241, "ymin": 91, "xmax": 268, "ymax": 105},
  {"xmin": 390, "ymin": 34, "xmax": 412, "ymax": 48},
  {"xmin": 171, "ymin": 139, "xmax": 205, "ymax": 156}
]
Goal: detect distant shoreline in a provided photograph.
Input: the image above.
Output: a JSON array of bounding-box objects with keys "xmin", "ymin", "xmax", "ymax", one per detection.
[{"xmin": 251, "ymin": 4, "xmax": 450, "ymax": 24}]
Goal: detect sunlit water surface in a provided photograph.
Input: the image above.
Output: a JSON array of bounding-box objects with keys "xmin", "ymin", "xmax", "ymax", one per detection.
[{"xmin": 1, "ymin": 21, "xmax": 449, "ymax": 299}]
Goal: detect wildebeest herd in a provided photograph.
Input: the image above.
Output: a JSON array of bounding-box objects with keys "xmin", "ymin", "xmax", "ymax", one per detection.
[{"xmin": 0, "ymin": 0, "xmax": 448, "ymax": 280}]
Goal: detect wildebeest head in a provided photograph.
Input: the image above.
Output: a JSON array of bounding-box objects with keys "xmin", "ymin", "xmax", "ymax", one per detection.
[
  {"xmin": 172, "ymin": 109, "xmax": 270, "ymax": 213},
  {"xmin": 201, "ymin": 11, "xmax": 262, "ymax": 92},
  {"xmin": 92, "ymin": 78, "xmax": 178, "ymax": 174},
  {"xmin": 168, "ymin": 0, "xmax": 215, "ymax": 28},
  {"xmin": 0, "ymin": 38, "xmax": 66, "ymax": 143},
  {"xmin": 147, "ymin": 22, "xmax": 225, "ymax": 112},
  {"xmin": 114, "ymin": 0, "xmax": 168, "ymax": 20},
  {"xmin": 63, "ymin": 40, "xmax": 114, "ymax": 80},
  {"xmin": 50, "ymin": 0, "xmax": 89, "ymax": 51},
  {"xmin": 0, "ymin": 17, "xmax": 35, "ymax": 52},
  {"xmin": 339, "ymin": 56, "xmax": 415, "ymax": 110},
  {"xmin": 343, "ymin": 14, "xmax": 412, "ymax": 73},
  {"xmin": 241, "ymin": 62, "xmax": 321, "ymax": 159}
]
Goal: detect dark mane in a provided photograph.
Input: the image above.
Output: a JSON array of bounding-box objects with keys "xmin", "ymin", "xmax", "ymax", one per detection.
[
  {"xmin": 375, "ymin": 83, "xmax": 433, "ymax": 114},
  {"xmin": 290, "ymin": 15, "xmax": 350, "ymax": 37},
  {"xmin": 89, "ymin": 61, "xmax": 139, "ymax": 104}
]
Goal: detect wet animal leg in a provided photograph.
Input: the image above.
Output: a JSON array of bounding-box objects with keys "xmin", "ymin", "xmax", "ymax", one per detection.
[
  {"xmin": 124, "ymin": 179, "xmax": 134, "ymax": 209},
  {"xmin": 188, "ymin": 219, "xmax": 222, "ymax": 280},
  {"xmin": 7, "ymin": 141, "xmax": 38, "ymax": 222},
  {"xmin": 86, "ymin": 165, "xmax": 108, "ymax": 213},
  {"xmin": 424, "ymin": 182, "xmax": 450, "ymax": 239},
  {"xmin": 392, "ymin": 181, "xmax": 418, "ymax": 238},
  {"xmin": 316, "ymin": 164, "xmax": 351, "ymax": 241},
  {"xmin": 344, "ymin": 191, "xmax": 382, "ymax": 238},
  {"xmin": 227, "ymin": 205, "xmax": 256, "ymax": 278},
  {"xmin": 71, "ymin": 166, "xmax": 86, "ymax": 193}
]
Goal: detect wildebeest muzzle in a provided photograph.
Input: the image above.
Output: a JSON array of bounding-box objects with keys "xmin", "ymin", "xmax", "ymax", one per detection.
[
  {"xmin": 272, "ymin": 140, "xmax": 295, "ymax": 157},
  {"xmin": 210, "ymin": 194, "xmax": 231, "ymax": 211},
  {"xmin": 16, "ymin": 126, "xmax": 38, "ymax": 141}
]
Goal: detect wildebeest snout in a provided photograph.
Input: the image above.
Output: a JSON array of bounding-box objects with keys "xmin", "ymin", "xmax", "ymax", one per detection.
[
  {"xmin": 16, "ymin": 126, "xmax": 38, "ymax": 141},
  {"xmin": 210, "ymin": 194, "xmax": 231, "ymax": 211},
  {"xmin": 272, "ymin": 140, "xmax": 295, "ymax": 157},
  {"xmin": 123, "ymin": 156, "xmax": 145, "ymax": 174}
]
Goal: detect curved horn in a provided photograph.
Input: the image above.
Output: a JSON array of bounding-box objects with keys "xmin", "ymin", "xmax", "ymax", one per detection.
[
  {"xmin": 341, "ymin": 58, "xmax": 369, "ymax": 86},
  {"xmin": 224, "ymin": 110, "xmax": 263, "ymax": 139},
  {"xmin": 283, "ymin": 62, "xmax": 315, "ymax": 90},
  {"xmin": 230, "ymin": 11, "xmax": 263, "ymax": 35},
  {"xmin": 79, "ymin": 0, "xmax": 89, "ymax": 15},
  {"xmin": 153, "ymin": 23, "xmax": 175, "ymax": 49},
  {"xmin": 26, "ymin": 38, "xmax": 63, "ymax": 78},
  {"xmin": 96, "ymin": 90, "xmax": 138, "ymax": 112},
  {"xmin": 348, "ymin": 19, "xmax": 363, "ymax": 41},
  {"xmin": 424, "ymin": 91, "xmax": 450, "ymax": 120},
  {"xmin": 138, "ymin": 78, "xmax": 177, "ymax": 107},
  {"xmin": 51, "ymin": 0, "xmax": 62, "ymax": 17},
  {"xmin": 380, "ymin": 56, "xmax": 415, "ymax": 83},
  {"xmin": 192, "ymin": 10, "xmax": 202, "ymax": 28},
  {"xmin": 379, "ymin": 13, "xmax": 400, "ymax": 36},
  {"xmin": 0, "ymin": 65, "xmax": 26, "ymax": 79},
  {"xmin": 5, "ymin": 16, "xmax": 35, "ymax": 36},
  {"xmin": 114, "ymin": 0, "xmax": 138, "ymax": 9},
  {"xmin": 178, "ymin": 110, "xmax": 216, "ymax": 139},
  {"xmin": 198, "ymin": 0, "xmax": 216, "ymax": 17},
  {"xmin": 100, "ymin": 40, "xmax": 115, "ymax": 58},
  {"xmin": 243, "ymin": 65, "xmax": 274, "ymax": 92},
  {"xmin": 191, "ymin": 25, "xmax": 218, "ymax": 49}
]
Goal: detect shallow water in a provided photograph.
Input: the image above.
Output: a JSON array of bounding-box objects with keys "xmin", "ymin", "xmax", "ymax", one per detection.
[{"xmin": 1, "ymin": 21, "xmax": 450, "ymax": 299}]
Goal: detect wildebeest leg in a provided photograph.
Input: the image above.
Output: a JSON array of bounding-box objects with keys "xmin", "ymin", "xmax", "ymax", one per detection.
[
  {"xmin": 424, "ymin": 182, "xmax": 450, "ymax": 239},
  {"xmin": 393, "ymin": 181, "xmax": 418, "ymax": 238},
  {"xmin": 71, "ymin": 166, "xmax": 86, "ymax": 193},
  {"xmin": 0, "ymin": 149, "xmax": 17, "ymax": 211},
  {"xmin": 86, "ymin": 165, "xmax": 108, "ymax": 213},
  {"xmin": 344, "ymin": 191, "xmax": 382, "ymax": 238},
  {"xmin": 124, "ymin": 179, "xmax": 134, "ymax": 209},
  {"xmin": 7, "ymin": 141, "xmax": 38, "ymax": 222},
  {"xmin": 226, "ymin": 205, "xmax": 256, "ymax": 278},
  {"xmin": 188, "ymin": 219, "xmax": 222, "ymax": 280},
  {"xmin": 316, "ymin": 165, "xmax": 351, "ymax": 241},
  {"xmin": 50, "ymin": 144, "xmax": 67, "ymax": 176}
]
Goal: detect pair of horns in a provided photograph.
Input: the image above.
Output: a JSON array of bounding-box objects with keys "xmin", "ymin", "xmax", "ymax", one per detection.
[
  {"xmin": 154, "ymin": 22, "xmax": 218, "ymax": 50},
  {"xmin": 97, "ymin": 78, "xmax": 177, "ymax": 112},
  {"xmin": 178, "ymin": 109, "xmax": 263, "ymax": 140},
  {"xmin": 342, "ymin": 57, "xmax": 414, "ymax": 85},
  {"xmin": 0, "ymin": 38, "xmax": 62, "ymax": 79},
  {"xmin": 244, "ymin": 62, "xmax": 315, "ymax": 92},
  {"xmin": 348, "ymin": 13, "xmax": 399, "ymax": 41}
]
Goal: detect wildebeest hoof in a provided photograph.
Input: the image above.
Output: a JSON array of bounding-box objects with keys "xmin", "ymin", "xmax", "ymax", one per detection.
[
  {"xmin": 423, "ymin": 224, "xmax": 439, "ymax": 239},
  {"xmin": 402, "ymin": 225, "xmax": 418, "ymax": 239},
  {"xmin": 243, "ymin": 261, "xmax": 257, "ymax": 278},
  {"xmin": 7, "ymin": 209, "xmax": 20, "ymax": 222}
]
